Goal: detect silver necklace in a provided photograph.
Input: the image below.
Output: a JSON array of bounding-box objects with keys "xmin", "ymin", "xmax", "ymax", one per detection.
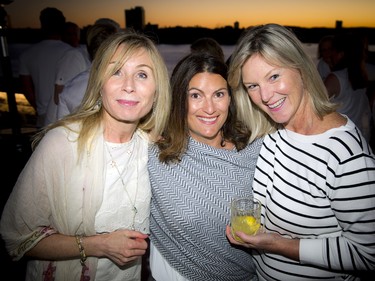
[{"xmin": 105, "ymin": 138, "xmax": 139, "ymax": 230}]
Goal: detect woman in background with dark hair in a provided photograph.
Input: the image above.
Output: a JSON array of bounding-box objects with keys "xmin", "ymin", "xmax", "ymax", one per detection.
[{"xmin": 190, "ymin": 37, "xmax": 225, "ymax": 62}]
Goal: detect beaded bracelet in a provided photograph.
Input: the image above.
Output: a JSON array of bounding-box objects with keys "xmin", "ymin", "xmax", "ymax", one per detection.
[{"xmin": 75, "ymin": 235, "xmax": 87, "ymax": 266}]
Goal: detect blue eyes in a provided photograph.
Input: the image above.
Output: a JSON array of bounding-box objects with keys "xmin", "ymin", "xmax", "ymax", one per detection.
[
  {"xmin": 138, "ymin": 72, "xmax": 147, "ymax": 79},
  {"xmin": 112, "ymin": 70, "xmax": 148, "ymax": 79},
  {"xmin": 246, "ymin": 74, "xmax": 280, "ymax": 90}
]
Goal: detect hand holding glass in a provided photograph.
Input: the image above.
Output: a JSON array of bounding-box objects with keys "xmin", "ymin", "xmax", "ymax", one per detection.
[{"xmin": 230, "ymin": 197, "xmax": 261, "ymax": 242}]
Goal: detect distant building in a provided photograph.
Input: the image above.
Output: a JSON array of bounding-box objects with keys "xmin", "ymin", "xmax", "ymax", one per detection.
[
  {"xmin": 234, "ymin": 21, "xmax": 239, "ymax": 29},
  {"xmin": 335, "ymin": 20, "xmax": 343, "ymax": 30},
  {"xmin": 125, "ymin": 6, "xmax": 145, "ymax": 31},
  {"xmin": 144, "ymin": 22, "xmax": 159, "ymax": 35}
]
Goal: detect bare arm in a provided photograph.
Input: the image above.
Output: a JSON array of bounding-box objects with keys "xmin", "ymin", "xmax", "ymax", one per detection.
[
  {"xmin": 54, "ymin": 84, "xmax": 64, "ymax": 105},
  {"xmin": 225, "ymin": 225, "xmax": 300, "ymax": 261},
  {"xmin": 26, "ymin": 230, "xmax": 149, "ymax": 266},
  {"xmin": 19, "ymin": 74, "xmax": 36, "ymax": 110},
  {"xmin": 324, "ymin": 73, "xmax": 340, "ymax": 99}
]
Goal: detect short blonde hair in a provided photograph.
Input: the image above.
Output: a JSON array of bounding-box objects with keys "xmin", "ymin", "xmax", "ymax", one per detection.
[{"xmin": 228, "ymin": 23, "xmax": 336, "ymax": 140}]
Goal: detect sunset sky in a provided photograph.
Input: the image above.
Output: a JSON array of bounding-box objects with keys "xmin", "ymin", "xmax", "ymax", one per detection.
[{"xmin": 3, "ymin": 0, "xmax": 375, "ymax": 29}]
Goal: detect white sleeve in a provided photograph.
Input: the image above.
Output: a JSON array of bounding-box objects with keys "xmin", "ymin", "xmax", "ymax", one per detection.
[{"xmin": 55, "ymin": 49, "xmax": 88, "ymax": 86}]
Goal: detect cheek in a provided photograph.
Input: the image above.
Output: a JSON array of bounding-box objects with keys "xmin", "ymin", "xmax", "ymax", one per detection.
[
  {"xmin": 277, "ymin": 81, "xmax": 289, "ymax": 92},
  {"xmin": 286, "ymin": 74, "xmax": 304, "ymax": 95},
  {"xmin": 100, "ymin": 89, "xmax": 111, "ymax": 106},
  {"xmin": 248, "ymin": 92, "xmax": 262, "ymax": 105},
  {"xmin": 101, "ymin": 82, "xmax": 117, "ymax": 101},
  {"xmin": 187, "ymin": 101, "xmax": 200, "ymax": 114},
  {"xmin": 143, "ymin": 93, "xmax": 156, "ymax": 110},
  {"xmin": 141, "ymin": 83, "xmax": 157, "ymax": 103},
  {"xmin": 217, "ymin": 100, "xmax": 230, "ymax": 114}
]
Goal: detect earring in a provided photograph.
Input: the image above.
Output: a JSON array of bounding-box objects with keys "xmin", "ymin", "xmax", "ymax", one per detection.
[{"xmin": 94, "ymin": 98, "xmax": 102, "ymax": 110}]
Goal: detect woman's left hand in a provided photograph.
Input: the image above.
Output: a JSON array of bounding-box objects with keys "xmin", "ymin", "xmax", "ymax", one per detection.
[{"xmin": 225, "ymin": 225, "xmax": 300, "ymax": 261}]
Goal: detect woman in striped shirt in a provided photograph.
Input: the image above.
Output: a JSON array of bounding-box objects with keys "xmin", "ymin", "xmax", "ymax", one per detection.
[{"xmin": 226, "ymin": 23, "xmax": 375, "ymax": 281}]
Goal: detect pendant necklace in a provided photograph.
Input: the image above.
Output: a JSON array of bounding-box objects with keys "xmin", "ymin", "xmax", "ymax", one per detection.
[{"xmin": 105, "ymin": 137, "xmax": 139, "ymax": 230}]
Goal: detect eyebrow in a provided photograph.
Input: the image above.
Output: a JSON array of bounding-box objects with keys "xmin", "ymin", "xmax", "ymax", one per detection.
[
  {"xmin": 188, "ymin": 87, "xmax": 202, "ymax": 92},
  {"xmin": 187, "ymin": 87, "xmax": 228, "ymax": 92},
  {"xmin": 136, "ymin": 64, "xmax": 153, "ymax": 70},
  {"xmin": 243, "ymin": 67, "xmax": 276, "ymax": 84},
  {"xmin": 108, "ymin": 61, "xmax": 153, "ymax": 69}
]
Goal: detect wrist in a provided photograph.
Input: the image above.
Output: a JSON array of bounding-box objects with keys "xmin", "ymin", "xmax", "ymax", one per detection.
[{"xmin": 75, "ymin": 235, "xmax": 87, "ymax": 265}]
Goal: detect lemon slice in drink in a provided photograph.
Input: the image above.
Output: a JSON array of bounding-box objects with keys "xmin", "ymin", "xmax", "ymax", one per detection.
[{"xmin": 231, "ymin": 215, "xmax": 260, "ymax": 242}]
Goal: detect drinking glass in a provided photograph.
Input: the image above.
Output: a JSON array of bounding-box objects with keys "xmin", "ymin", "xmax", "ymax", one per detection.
[{"xmin": 230, "ymin": 196, "xmax": 261, "ymax": 242}]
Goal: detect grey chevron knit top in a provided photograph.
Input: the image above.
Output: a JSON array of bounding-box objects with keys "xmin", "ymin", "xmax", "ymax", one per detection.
[{"xmin": 148, "ymin": 137, "xmax": 263, "ymax": 281}]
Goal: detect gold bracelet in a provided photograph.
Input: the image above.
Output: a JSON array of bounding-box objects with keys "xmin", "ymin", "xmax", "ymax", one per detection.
[{"xmin": 75, "ymin": 235, "xmax": 87, "ymax": 266}]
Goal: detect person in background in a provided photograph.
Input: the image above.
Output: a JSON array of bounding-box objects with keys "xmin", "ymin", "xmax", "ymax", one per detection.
[
  {"xmin": 226, "ymin": 23, "xmax": 375, "ymax": 281},
  {"xmin": 62, "ymin": 21, "xmax": 80, "ymax": 47},
  {"xmin": 55, "ymin": 21, "xmax": 120, "ymax": 121},
  {"xmin": 148, "ymin": 52, "xmax": 263, "ymax": 281},
  {"xmin": 316, "ymin": 35, "xmax": 334, "ymax": 81},
  {"xmin": 62, "ymin": 21, "xmax": 91, "ymax": 65},
  {"xmin": 363, "ymin": 35, "xmax": 375, "ymax": 151},
  {"xmin": 44, "ymin": 25, "xmax": 91, "ymax": 126},
  {"xmin": 18, "ymin": 7, "xmax": 73, "ymax": 128},
  {"xmin": 363, "ymin": 34, "xmax": 375, "ymax": 82},
  {"xmin": 94, "ymin": 17, "xmax": 122, "ymax": 31},
  {"xmin": 0, "ymin": 31, "xmax": 171, "ymax": 281},
  {"xmin": 368, "ymin": 81, "xmax": 375, "ymax": 151},
  {"xmin": 190, "ymin": 37, "xmax": 225, "ymax": 62},
  {"xmin": 324, "ymin": 32, "xmax": 372, "ymax": 142}
]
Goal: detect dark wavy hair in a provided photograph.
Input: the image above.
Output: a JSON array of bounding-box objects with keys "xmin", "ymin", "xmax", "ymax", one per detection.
[{"xmin": 157, "ymin": 52, "xmax": 251, "ymax": 163}]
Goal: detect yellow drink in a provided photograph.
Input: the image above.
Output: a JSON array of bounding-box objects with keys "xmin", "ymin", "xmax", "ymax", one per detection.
[
  {"xmin": 230, "ymin": 197, "xmax": 262, "ymax": 242},
  {"xmin": 231, "ymin": 215, "xmax": 261, "ymax": 241}
]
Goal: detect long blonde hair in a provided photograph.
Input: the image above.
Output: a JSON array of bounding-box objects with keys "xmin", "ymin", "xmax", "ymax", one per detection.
[{"xmin": 32, "ymin": 31, "xmax": 171, "ymax": 156}]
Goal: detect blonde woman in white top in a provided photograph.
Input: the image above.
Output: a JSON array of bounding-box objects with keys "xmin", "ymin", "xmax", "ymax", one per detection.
[{"xmin": 0, "ymin": 31, "xmax": 171, "ymax": 281}]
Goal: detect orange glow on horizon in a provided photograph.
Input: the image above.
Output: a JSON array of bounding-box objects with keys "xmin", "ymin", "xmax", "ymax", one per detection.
[{"xmin": 4, "ymin": 0, "xmax": 375, "ymax": 29}]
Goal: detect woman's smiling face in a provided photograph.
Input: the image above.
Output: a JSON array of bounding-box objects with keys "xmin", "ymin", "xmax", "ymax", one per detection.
[
  {"xmin": 241, "ymin": 54, "xmax": 308, "ymax": 130},
  {"xmin": 102, "ymin": 46, "xmax": 156, "ymax": 127},
  {"xmin": 187, "ymin": 72, "xmax": 230, "ymax": 147}
]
